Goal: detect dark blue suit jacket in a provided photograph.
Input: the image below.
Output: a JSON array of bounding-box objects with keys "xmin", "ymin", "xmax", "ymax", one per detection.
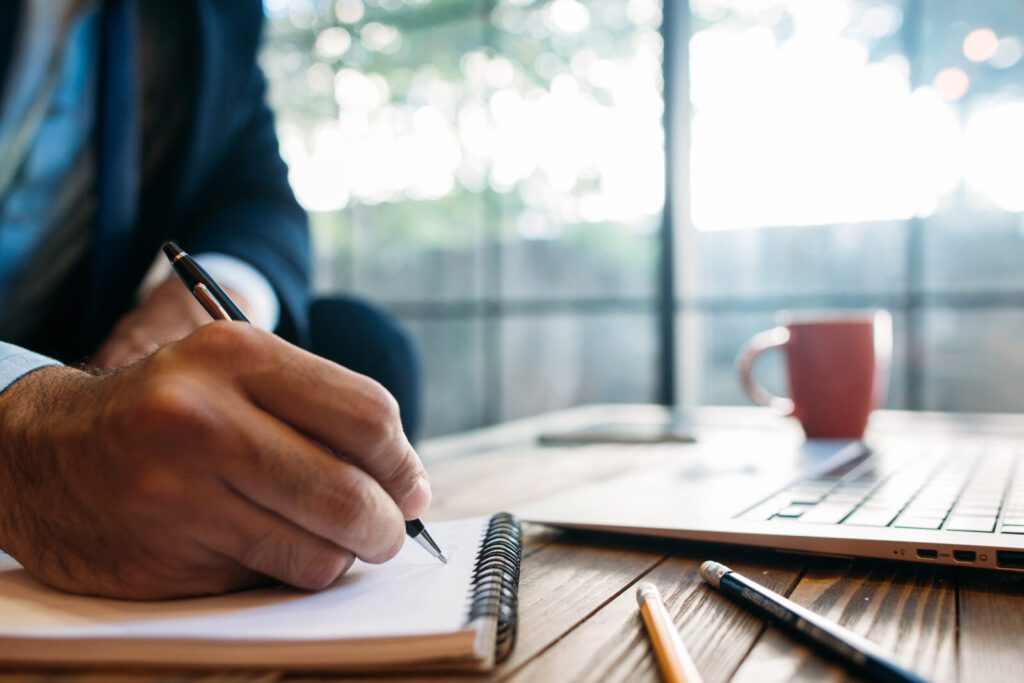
[{"xmin": 0, "ymin": 1, "xmax": 310, "ymax": 360}]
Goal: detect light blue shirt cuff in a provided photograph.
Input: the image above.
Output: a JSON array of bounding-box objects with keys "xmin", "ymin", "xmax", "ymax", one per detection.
[{"xmin": 0, "ymin": 342, "xmax": 62, "ymax": 395}]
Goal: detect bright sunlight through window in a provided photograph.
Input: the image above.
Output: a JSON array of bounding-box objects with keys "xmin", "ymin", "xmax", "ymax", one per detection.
[{"xmin": 689, "ymin": 0, "xmax": 1024, "ymax": 231}]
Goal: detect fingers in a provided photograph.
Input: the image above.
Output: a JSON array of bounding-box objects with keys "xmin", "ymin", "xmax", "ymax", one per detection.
[
  {"xmin": 222, "ymin": 400, "xmax": 406, "ymax": 564},
  {"xmin": 230, "ymin": 331, "xmax": 430, "ymax": 519},
  {"xmin": 201, "ymin": 485, "xmax": 357, "ymax": 591}
]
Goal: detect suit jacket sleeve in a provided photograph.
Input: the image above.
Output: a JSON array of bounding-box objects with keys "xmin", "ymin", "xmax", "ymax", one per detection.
[{"xmin": 176, "ymin": 6, "xmax": 310, "ymax": 345}]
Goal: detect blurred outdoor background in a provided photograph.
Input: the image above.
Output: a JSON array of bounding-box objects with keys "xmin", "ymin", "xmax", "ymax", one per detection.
[{"xmin": 260, "ymin": 0, "xmax": 1024, "ymax": 438}]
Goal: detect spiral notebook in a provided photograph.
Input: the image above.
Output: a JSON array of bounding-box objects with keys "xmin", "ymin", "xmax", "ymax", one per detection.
[{"xmin": 0, "ymin": 514, "xmax": 521, "ymax": 671}]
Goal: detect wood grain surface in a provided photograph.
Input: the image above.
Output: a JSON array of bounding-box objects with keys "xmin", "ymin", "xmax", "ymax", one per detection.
[{"xmin": 5, "ymin": 405, "xmax": 1024, "ymax": 683}]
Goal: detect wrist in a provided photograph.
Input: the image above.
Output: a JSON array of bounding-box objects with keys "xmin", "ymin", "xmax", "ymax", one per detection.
[{"xmin": 0, "ymin": 366, "xmax": 94, "ymax": 551}]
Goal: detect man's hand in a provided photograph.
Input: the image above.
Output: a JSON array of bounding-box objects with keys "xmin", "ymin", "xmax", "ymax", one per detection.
[
  {"xmin": 0, "ymin": 323, "xmax": 430, "ymax": 599},
  {"xmin": 91, "ymin": 276, "xmax": 250, "ymax": 370}
]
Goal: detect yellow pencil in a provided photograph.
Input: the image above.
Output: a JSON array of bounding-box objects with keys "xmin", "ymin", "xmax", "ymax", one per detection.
[{"xmin": 636, "ymin": 581, "xmax": 705, "ymax": 683}]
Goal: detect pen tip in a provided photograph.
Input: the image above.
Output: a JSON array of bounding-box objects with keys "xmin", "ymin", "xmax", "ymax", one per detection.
[
  {"xmin": 162, "ymin": 241, "xmax": 183, "ymax": 261},
  {"xmin": 418, "ymin": 527, "xmax": 447, "ymax": 564}
]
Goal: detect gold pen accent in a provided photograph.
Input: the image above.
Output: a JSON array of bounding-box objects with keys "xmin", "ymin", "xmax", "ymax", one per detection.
[{"xmin": 193, "ymin": 283, "xmax": 230, "ymax": 321}]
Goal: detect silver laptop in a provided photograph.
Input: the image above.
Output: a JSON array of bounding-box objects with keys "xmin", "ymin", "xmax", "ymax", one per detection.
[{"xmin": 516, "ymin": 429, "xmax": 1024, "ymax": 572}]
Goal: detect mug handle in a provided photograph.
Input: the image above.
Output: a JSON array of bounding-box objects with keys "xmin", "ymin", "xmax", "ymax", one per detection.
[{"xmin": 736, "ymin": 327, "xmax": 795, "ymax": 415}]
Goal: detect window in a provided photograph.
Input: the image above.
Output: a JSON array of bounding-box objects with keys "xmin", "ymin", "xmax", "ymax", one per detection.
[
  {"xmin": 676, "ymin": 0, "xmax": 1024, "ymax": 414},
  {"xmin": 260, "ymin": 1, "xmax": 1024, "ymax": 437},
  {"xmin": 261, "ymin": 0, "xmax": 665, "ymax": 437}
]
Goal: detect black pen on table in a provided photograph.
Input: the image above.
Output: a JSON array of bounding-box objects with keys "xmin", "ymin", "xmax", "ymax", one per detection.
[
  {"xmin": 161, "ymin": 241, "xmax": 447, "ymax": 565},
  {"xmin": 699, "ymin": 561, "xmax": 926, "ymax": 683}
]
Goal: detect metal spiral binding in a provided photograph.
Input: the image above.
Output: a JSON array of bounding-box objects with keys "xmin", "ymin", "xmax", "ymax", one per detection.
[{"xmin": 465, "ymin": 513, "xmax": 523, "ymax": 663}]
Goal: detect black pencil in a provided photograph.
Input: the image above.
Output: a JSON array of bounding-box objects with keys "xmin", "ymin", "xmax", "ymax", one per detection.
[{"xmin": 699, "ymin": 561, "xmax": 926, "ymax": 683}]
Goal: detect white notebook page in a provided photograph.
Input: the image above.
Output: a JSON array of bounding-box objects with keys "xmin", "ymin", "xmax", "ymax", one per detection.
[{"xmin": 0, "ymin": 516, "xmax": 487, "ymax": 641}]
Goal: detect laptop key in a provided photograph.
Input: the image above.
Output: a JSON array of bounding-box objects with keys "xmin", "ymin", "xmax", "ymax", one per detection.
[
  {"xmin": 952, "ymin": 506, "xmax": 1000, "ymax": 518},
  {"xmin": 893, "ymin": 516, "xmax": 944, "ymax": 530},
  {"xmin": 944, "ymin": 516, "xmax": 996, "ymax": 533},
  {"xmin": 823, "ymin": 492, "xmax": 870, "ymax": 505},
  {"xmin": 786, "ymin": 490, "xmax": 829, "ymax": 505},
  {"xmin": 1001, "ymin": 525, "xmax": 1024, "ymax": 534},
  {"xmin": 775, "ymin": 504, "xmax": 813, "ymax": 518},
  {"xmin": 902, "ymin": 504, "xmax": 952, "ymax": 516},
  {"xmin": 867, "ymin": 492, "xmax": 914, "ymax": 505},
  {"xmin": 796, "ymin": 503, "xmax": 857, "ymax": 524},
  {"xmin": 740, "ymin": 501, "xmax": 785, "ymax": 521},
  {"xmin": 843, "ymin": 509, "xmax": 899, "ymax": 527}
]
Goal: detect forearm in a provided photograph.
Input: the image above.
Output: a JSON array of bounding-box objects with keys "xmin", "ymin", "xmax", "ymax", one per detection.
[{"xmin": 0, "ymin": 364, "xmax": 91, "ymax": 557}]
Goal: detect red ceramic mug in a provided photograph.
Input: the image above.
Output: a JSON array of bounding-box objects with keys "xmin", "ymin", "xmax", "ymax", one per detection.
[{"xmin": 736, "ymin": 311, "xmax": 892, "ymax": 439}]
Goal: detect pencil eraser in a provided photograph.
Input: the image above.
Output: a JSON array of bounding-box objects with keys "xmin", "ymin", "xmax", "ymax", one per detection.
[
  {"xmin": 699, "ymin": 561, "xmax": 726, "ymax": 588},
  {"xmin": 636, "ymin": 581, "xmax": 661, "ymax": 605}
]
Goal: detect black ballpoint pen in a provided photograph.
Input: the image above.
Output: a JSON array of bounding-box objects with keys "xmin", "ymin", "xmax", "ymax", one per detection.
[
  {"xmin": 700, "ymin": 561, "xmax": 926, "ymax": 683},
  {"xmin": 162, "ymin": 241, "xmax": 447, "ymax": 564}
]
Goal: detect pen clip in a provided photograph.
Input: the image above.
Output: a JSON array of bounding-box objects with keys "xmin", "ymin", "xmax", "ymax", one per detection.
[{"xmin": 193, "ymin": 283, "xmax": 231, "ymax": 321}]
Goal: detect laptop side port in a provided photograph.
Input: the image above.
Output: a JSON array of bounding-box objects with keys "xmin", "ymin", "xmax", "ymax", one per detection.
[
  {"xmin": 916, "ymin": 548, "xmax": 938, "ymax": 559},
  {"xmin": 996, "ymin": 550, "xmax": 1024, "ymax": 569},
  {"xmin": 953, "ymin": 550, "xmax": 976, "ymax": 562}
]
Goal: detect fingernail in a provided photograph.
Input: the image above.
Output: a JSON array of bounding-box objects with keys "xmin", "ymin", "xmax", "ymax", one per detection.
[{"xmin": 401, "ymin": 476, "xmax": 432, "ymax": 518}]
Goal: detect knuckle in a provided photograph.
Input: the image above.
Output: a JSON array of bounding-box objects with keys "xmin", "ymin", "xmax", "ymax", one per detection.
[
  {"xmin": 356, "ymin": 380, "xmax": 403, "ymax": 446},
  {"xmin": 368, "ymin": 524, "xmax": 405, "ymax": 565},
  {"xmin": 102, "ymin": 372, "xmax": 221, "ymax": 461},
  {"xmin": 373, "ymin": 384, "xmax": 402, "ymax": 425},
  {"xmin": 133, "ymin": 378, "xmax": 202, "ymax": 430},
  {"xmin": 360, "ymin": 506, "xmax": 405, "ymax": 564},
  {"xmin": 352, "ymin": 385, "xmax": 407, "ymax": 471},
  {"xmin": 383, "ymin": 443, "xmax": 423, "ymax": 492},
  {"xmin": 329, "ymin": 471, "xmax": 377, "ymax": 527},
  {"xmin": 293, "ymin": 545, "xmax": 355, "ymax": 590},
  {"xmin": 193, "ymin": 321, "xmax": 264, "ymax": 359},
  {"xmin": 326, "ymin": 471, "xmax": 404, "ymax": 563},
  {"xmin": 239, "ymin": 531, "xmax": 278, "ymax": 577},
  {"xmin": 242, "ymin": 530, "xmax": 353, "ymax": 590}
]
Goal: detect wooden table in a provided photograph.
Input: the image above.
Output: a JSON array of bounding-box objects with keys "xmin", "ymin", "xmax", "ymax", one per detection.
[{"xmin": 7, "ymin": 405, "xmax": 1024, "ymax": 682}]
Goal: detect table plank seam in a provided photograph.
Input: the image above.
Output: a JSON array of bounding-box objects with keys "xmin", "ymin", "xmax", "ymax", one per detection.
[
  {"xmin": 723, "ymin": 559, "xmax": 809, "ymax": 682},
  {"xmin": 494, "ymin": 553, "xmax": 672, "ymax": 682}
]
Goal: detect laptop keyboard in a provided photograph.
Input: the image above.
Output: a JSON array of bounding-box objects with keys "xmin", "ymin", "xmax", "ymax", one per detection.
[{"xmin": 742, "ymin": 441, "xmax": 1024, "ymax": 534}]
